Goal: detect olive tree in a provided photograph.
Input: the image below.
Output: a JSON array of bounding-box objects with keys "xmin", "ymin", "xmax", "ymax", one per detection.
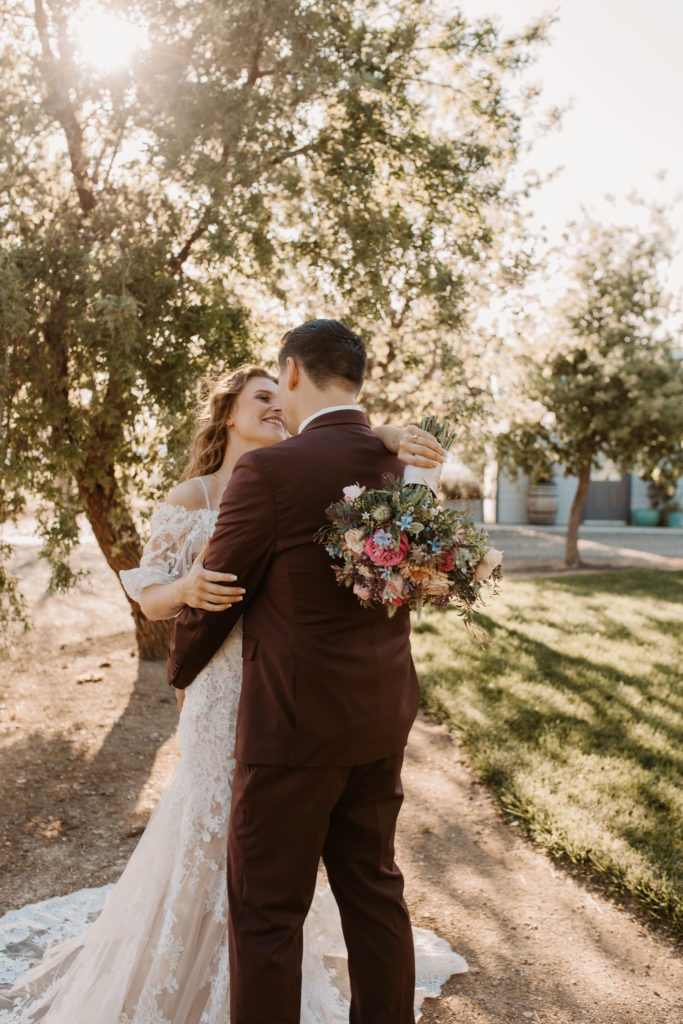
[
  {"xmin": 498, "ymin": 215, "xmax": 683, "ymax": 566},
  {"xmin": 1, "ymin": 0, "xmax": 549, "ymax": 653}
]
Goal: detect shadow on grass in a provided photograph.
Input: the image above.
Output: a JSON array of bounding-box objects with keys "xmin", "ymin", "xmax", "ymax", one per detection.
[
  {"xmin": 476, "ymin": 615, "xmax": 683, "ymax": 753},
  {"xmin": 415, "ymin": 573, "xmax": 683, "ymax": 935},
  {"xmin": 540, "ymin": 569, "xmax": 683, "ymax": 603}
]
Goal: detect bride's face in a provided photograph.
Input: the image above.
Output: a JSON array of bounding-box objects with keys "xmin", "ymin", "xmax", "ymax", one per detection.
[{"xmin": 228, "ymin": 377, "xmax": 287, "ymax": 449}]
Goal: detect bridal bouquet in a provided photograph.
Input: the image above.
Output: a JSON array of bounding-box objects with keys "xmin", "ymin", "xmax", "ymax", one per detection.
[{"xmin": 316, "ymin": 418, "xmax": 503, "ymax": 642}]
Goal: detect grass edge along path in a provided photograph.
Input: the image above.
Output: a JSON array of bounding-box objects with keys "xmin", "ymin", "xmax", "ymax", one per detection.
[{"xmin": 411, "ymin": 569, "xmax": 683, "ymax": 939}]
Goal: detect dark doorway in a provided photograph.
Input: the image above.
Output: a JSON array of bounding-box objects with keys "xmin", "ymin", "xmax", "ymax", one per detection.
[{"xmin": 583, "ymin": 475, "xmax": 630, "ymax": 521}]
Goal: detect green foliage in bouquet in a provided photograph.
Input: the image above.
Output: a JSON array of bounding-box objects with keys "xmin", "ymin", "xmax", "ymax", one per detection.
[{"xmin": 419, "ymin": 416, "xmax": 458, "ymax": 454}]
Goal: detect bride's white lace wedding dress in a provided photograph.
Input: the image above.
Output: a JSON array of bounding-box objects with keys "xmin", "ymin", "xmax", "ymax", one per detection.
[{"xmin": 0, "ymin": 497, "xmax": 466, "ymax": 1023}]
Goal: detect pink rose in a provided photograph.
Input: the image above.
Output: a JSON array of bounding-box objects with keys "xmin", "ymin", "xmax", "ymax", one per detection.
[
  {"xmin": 353, "ymin": 581, "xmax": 372, "ymax": 600},
  {"xmin": 364, "ymin": 530, "xmax": 410, "ymax": 567},
  {"xmin": 438, "ymin": 549, "xmax": 455, "ymax": 572}
]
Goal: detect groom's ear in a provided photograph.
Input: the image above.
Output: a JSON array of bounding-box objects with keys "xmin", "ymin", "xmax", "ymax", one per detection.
[{"xmin": 285, "ymin": 356, "xmax": 299, "ymax": 391}]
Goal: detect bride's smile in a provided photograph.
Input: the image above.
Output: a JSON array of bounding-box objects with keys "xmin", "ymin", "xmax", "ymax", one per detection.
[
  {"xmin": 262, "ymin": 413, "xmax": 287, "ymax": 432},
  {"xmin": 227, "ymin": 377, "xmax": 288, "ymax": 448}
]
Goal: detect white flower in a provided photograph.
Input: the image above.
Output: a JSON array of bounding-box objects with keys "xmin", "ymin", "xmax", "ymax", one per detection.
[
  {"xmin": 343, "ymin": 484, "xmax": 365, "ymax": 502},
  {"xmin": 474, "ymin": 548, "xmax": 503, "ymax": 581},
  {"xmin": 344, "ymin": 528, "xmax": 366, "ymax": 556}
]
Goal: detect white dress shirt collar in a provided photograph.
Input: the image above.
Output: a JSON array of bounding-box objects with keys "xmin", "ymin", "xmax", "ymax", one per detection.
[{"xmin": 298, "ymin": 404, "xmax": 360, "ymax": 434}]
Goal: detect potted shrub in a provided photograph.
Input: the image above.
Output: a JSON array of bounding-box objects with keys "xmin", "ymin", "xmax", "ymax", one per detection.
[
  {"xmin": 642, "ymin": 466, "xmax": 681, "ymax": 527},
  {"xmin": 664, "ymin": 500, "xmax": 682, "ymax": 528}
]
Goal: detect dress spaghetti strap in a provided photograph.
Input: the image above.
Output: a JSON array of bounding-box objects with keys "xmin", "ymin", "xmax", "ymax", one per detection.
[{"xmin": 198, "ymin": 477, "xmax": 212, "ymax": 511}]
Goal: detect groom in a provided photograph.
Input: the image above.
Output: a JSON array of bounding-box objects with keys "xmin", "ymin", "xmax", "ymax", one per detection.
[{"xmin": 169, "ymin": 319, "xmax": 420, "ymax": 1023}]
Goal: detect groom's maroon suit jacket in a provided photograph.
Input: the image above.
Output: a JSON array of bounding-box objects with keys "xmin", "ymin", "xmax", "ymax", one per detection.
[{"xmin": 167, "ymin": 409, "xmax": 419, "ymax": 767}]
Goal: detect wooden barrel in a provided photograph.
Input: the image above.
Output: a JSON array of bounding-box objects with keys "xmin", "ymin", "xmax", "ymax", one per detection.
[{"xmin": 526, "ymin": 483, "xmax": 558, "ymax": 525}]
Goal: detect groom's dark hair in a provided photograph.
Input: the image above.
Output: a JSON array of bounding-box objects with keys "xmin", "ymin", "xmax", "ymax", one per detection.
[{"xmin": 278, "ymin": 319, "xmax": 366, "ymax": 392}]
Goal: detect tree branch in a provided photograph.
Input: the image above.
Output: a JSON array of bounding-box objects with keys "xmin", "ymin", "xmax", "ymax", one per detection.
[
  {"xmin": 245, "ymin": 0, "xmax": 278, "ymax": 86},
  {"xmin": 268, "ymin": 140, "xmax": 321, "ymax": 167},
  {"xmin": 33, "ymin": 0, "xmax": 96, "ymax": 214},
  {"xmin": 169, "ymin": 211, "xmax": 214, "ymax": 275},
  {"xmin": 93, "ymin": 110, "xmax": 129, "ymax": 187},
  {"xmin": 246, "ymin": 24, "xmax": 266, "ymax": 86},
  {"xmin": 39, "ymin": 288, "xmax": 78, "ymax": 452},
  {"xmin": 170, "ymin": 9, "xmax": 299, "ymax": 273},
  {"xmin": 251, "ymin": 64, "xmax": 287, "ymax": 79},
  {"xmin": 389, "ymin": 294, "xmax": 413, "ymax": 330}
]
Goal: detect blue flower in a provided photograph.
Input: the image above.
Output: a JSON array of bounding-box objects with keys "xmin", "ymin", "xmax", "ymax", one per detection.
[
  {"xmin": 396, "ymin": 513, "xmax": 414, "ymax": 530},
  {"xmin": 372, "ymin": 528, "xmax": 397, "ymax": 551},
  {"xmin": 429, "ymin": 538, "xmax": 441, "ymax": 552}
]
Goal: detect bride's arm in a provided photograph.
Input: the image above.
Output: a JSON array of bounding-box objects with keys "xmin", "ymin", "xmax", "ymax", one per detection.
[
  {"xmin": 139, "ymin": 542, "xmax": 243, "ymax": 621},
  {"xmin": 121, "ymin": 480, "xmax": 244, "ymax": 622},
  {"xmin": 374, "ymin": 424, "xmax": 446, "ymax": 468},
  {"xmin": 139, "ymin": 575, "xmax": 189, "ymax": 621},
  {"xmin": 139, "ymin": 530, "xmax": 245, "ymax": 623}
]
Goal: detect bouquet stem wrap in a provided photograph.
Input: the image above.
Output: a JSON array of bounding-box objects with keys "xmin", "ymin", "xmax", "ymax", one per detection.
[{"xmin": 402, "ymin": 463, "xmax": 442, "ymax": 494}]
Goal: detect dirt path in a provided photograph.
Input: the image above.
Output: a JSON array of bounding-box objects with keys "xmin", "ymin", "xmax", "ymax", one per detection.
[
  {"xmin": 1, "ymin": 535, "xmax": 681, "ymax": 1022},
  {"xmin": 401, "ymin": 719, "xmax": 682, "ymax": 1023}
]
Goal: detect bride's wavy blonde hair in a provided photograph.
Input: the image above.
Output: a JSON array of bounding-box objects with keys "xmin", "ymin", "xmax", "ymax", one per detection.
[{"xmin": 181, "ymin": 364, "xmax": 277, "ymax": 481}]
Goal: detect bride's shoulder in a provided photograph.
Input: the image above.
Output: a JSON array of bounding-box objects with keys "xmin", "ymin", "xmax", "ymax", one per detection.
[{"xmin": 163, "ymin": 477, "xmax": 210, "ymax": 512}]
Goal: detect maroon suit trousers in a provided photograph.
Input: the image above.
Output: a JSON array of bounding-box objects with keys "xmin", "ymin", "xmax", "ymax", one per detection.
[{"xmin": 227, "ymin": 754, "xmax": 415, "ymax": 1024}]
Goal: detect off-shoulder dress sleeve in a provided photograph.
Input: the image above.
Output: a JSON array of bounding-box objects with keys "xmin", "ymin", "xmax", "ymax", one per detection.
[{"xmin": 120, "ymin": 503, "xmax": 214, "ymax": 604}]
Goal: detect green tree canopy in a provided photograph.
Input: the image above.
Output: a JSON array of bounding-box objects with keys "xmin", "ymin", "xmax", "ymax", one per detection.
[
  {"xmin": 498, "ymin": 213, "xmax": 683, "ymax": 565},
  {"xmin": 1, "ymin": 0, "xmax": 549, "ymax": 653}
]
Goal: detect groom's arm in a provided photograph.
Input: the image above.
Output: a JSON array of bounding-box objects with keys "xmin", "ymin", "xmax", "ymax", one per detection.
[{"xmin": 167, "ymin": 452, "xmax": 276, "ymax": 689}]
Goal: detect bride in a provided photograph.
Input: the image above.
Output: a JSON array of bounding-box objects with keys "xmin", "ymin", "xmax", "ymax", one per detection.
[{"xmin": 3, "ymin": 364, "xmax": 466, "ymax": 1023}]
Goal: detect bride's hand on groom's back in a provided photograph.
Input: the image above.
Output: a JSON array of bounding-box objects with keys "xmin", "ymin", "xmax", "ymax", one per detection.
[
  {"xmin": 397, "ymin": 425, "xmax": 446, "ymax": 469},
  {"xmin": 182, "ymin": 541, "xmax": 246, "ymax": 612}
]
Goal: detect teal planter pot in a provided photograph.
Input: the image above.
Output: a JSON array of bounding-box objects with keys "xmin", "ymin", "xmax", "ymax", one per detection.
[
  {"xmin": 631, "ymin": 509, "xmax": 660, "ymax": 526},
  {"xmin": 665, "ymin": 510, "xmax": 682, "ymax": 528}
]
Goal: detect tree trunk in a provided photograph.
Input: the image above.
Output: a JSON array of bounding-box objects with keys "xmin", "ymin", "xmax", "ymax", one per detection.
[
  {"xmin": 131, "ymin": 605, "xmax": 174, "ymax": 662},
  {"xmin": 565, "ymin": 463, "xmax": 592, "ymax": 567},
  {"xmin": 77, "ymin": 467, "xmax": 172, "ymax": 660}
]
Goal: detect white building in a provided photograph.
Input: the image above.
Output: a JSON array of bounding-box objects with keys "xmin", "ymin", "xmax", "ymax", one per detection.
[{"xmin": 490, "ymin": 466, "xmax": 683, "ymax": 526}]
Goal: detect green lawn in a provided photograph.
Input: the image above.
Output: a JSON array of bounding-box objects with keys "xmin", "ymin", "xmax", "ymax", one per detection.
[{"xmin": 412, "ymin": 570, "xmax": 683, "ymax": 936}]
